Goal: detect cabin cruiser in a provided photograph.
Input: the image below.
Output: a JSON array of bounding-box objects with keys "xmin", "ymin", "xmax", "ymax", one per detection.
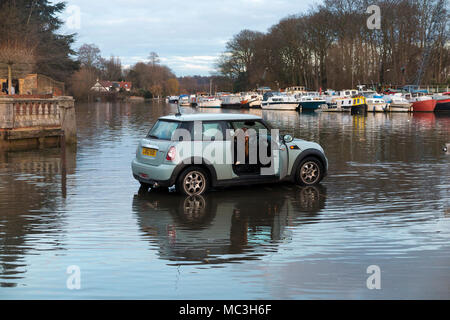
[
  {"xmin": 406, "ymin": 93, "xmax": 436, "ymax": 112},
  {"xmin": 356, "ymin": 85, "xmax": 377, "ymax": 97},
  {"xmin": 383, "ymin": 93, "xmax": 411, "ymax": 112},
  {"xmin": 295, "ymin": 95, "xmax": 326, "ymax": 111},
  {"xmin": 366, "ymin": 97, "xmax": 388, "ymax": 112},
  {"xmin": 240, "ymin": 92, "xmax": 262, "ymax": 108},
  {"xmin": 325, "ymin": 89, "xmax": 359, "ymax": 110},
  {"xmin": 285, "ymin": 86, "xmax": 307, "ymax": 95},
  {"xmin": 433, "ymin": 93, "xmax": 450, "ymax": 112},
  {"xmin": 178, "ymin": 94, "xmax": 190, "ymax": 106},
  {"xmin": 219, "ymin": 93, "xmax": 242, "ymax": 108},
  {"xmin": 168, "ymin": 96, "xmax": 179, "ymax": 104},
  {"xmin": 261, "ymin": 92, "xmax": 300, "ymax": 110},
  {"xmin": 197, "ymin": 96, "xmax": 222, "ymax": 108},
  {"xmin": 190, "ymin": 92, "xmax": 208, "ymax": 107}
]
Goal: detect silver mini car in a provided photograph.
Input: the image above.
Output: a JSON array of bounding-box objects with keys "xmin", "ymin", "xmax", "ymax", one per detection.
[{"xmin": 132, "ymin": 113, "xmax": 327, "ymax": 195}]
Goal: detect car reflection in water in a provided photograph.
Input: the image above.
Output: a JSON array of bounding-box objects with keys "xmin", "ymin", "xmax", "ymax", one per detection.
[{"xmin": 132, "ymin": 184, "xmax": 327, "ymax": 266}]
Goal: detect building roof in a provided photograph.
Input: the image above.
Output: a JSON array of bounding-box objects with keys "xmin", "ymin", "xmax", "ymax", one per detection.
[
  {"xmin": 98, "ymin": 80, "xmax": 132, "ymax": 89},
  {"xmin": 118, "ymin": 81, "xmax": 132, "ymax": 89}
]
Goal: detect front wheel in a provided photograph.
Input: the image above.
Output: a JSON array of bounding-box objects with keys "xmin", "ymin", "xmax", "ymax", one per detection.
[
  {"xmin": 176, "ymin": 166, "xmax": 210, "ymax": 196},
  {"xmin": 296, "ymin": 157, "xmax": 324, "ymax": 186}
]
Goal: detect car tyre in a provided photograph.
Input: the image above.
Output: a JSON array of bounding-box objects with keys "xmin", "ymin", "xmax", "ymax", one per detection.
[
  {"xmin": 296, "ymin": 157, "xmax": 324, "ymax": 186},
  {"xmin": 176, "ymin": 166, "xmax": 210, "ymax": 196}
]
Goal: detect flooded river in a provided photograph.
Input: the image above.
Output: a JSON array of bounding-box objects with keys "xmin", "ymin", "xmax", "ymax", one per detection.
[{"xmin": 0, "ymin": 102, "xmax": 449, "ymax": 299}]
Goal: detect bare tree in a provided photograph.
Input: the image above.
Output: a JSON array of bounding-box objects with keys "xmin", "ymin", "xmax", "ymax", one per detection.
[
  {"xmin": 0, "ymin": 40, "xmax": 35, "ymax": 94},
  {"xmin": 78, "ymin": 44, "xmax": 103, "ymax": 70},
  {"xmin": 101, "ymin": 56, "xmax": 123, "ymax": 81},
  {"xmin": 148, "ymin": 52, "xmax": 160, "ymax": 66}
]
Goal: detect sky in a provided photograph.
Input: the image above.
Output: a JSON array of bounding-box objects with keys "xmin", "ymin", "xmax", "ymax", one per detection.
[{"xmin": 57, "ymin": 0, "xmax": 319, "ymax": 76}]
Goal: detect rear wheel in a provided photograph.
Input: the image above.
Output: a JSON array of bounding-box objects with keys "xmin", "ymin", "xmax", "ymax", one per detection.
[
  {"xmin": 176, "ymin": 166, "xmax": 209, "ymax": 196},
  {"xmin": 296, "ymin": 157, "xmax": 324, "ymax": 186}
]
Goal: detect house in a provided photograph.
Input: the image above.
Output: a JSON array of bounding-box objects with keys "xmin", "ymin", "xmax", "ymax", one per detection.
[
  {"xmin": 90, "ymin": 80, "xmax": 132, "ymax": 92},
  {"xmin": 90, "ymin": 79, "xmax": 110, "ymax": 92}
]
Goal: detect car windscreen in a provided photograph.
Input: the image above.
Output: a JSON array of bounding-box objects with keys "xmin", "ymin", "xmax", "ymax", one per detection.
[{"xmin": 147, "ymin": 120, "xmax": 181, "ymax": 140}]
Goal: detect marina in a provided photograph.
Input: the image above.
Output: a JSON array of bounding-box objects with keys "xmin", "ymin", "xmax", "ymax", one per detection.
[{"xmin": 171, "ymin": 85, "xmax": 450, "ymax": 114}]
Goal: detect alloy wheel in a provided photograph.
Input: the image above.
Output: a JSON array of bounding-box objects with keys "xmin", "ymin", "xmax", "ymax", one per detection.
[
  {"xmin": 183, "ymin": 171, "xmax": 206, "ymax": 195},
  {"xmin": 300, "ymin": 161, "xmax": 320, "ymax": 184}
]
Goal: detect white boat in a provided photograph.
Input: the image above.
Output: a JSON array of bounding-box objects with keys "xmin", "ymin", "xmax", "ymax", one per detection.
[
  {"xmin": 326, "ymin": 89, "xmax": 359, "ymax": 110},
  {"xmin": 356, "ymin": 85, "xmax": 377, "ymax": 97},
  {"xmin": 366, "ymin": 97, "xmax": 388, "ymax": 112},
  {"xmin": 219, "ymin": 93, "xmax": 242, "ymax": 108},
  {"xmin": 197, "ymin": 96, "xmax": 222, "ymax": 108},
  {"xmin": 285, "ymin": 86, "xmax": 307, "ymax": 95},
  {"xmin": 261, "ymin": 93, "xmax": 299, "ymax": 110},
  {"xmin": 168, "ymin": 96, "xmax": 179, "ymax": 104},
  {"xmin": 240, "ymin": 92, "xmax": 262, "ymax": 108},
  {"xmin": 178, "ymin": 95, "xmax": 190, "ymax": 106},
  {"xmin": 384, "ymin": 93, "xmax": 411, "ymax": 112}
]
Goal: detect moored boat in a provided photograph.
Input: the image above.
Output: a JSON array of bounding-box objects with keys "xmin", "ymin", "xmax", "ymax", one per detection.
[
  {"xmin": 240, "ymin": 92, "xmax": 262, "ymax": 108},
  {"xmin": 261, "ymin": 92, "xmax": 299, "ymax": 110},
  {"xmin": 296, "ymin": 95, "xmax": 326, "ymax": 112},
  {"xmin": 197, "ymin": 96, "xmax": 222, "ymax": 108},
  {"xmin": 366, "ymin": 97, "xmax": 388, "ymax": 112},
  {"xmin": 168, "ymin": 96, "xmax": 179, "ymax": 104},
  {"xmin": 350, "ymin": 96, "xmax": 367, "ymax": 115},
  {"xmin": 433, "ymin": 94, "xmax": 450, "ymax": 112},
  {"xmin": 411, "ymin": 99, "xmax": 437, "ymax": 112},
  {"xmin": 384, "ymin": 94, "xmax": 411, "ymax": 112},
  {"xmin": 325, "ymin": 89, "xmax": 358, "ymax": 111},
  {"xmin": 409, "ymin": 94, "xmax": 436, "ymax": 112},
  {"xmin": 219, "ymin": 93, "xmax": 242, "ymax": 108},
  {"xmin": 178, "ymin": 94, "xmax": 190, "ymax": 106}
]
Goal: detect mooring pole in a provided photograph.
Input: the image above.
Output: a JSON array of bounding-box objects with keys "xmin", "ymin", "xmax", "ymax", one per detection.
[{"xmin": 60, "ymin": 131, "xmax": 67, "ymax": 198}]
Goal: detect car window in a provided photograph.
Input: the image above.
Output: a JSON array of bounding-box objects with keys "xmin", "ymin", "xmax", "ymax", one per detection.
[
  {"xmin": 147, "ymin": 120, "xmax": 180, "ymax": 140},
  {"xmin": 231, "ymin": 120, "xmax": 268, "ymax": 132},
  {"xmin": 202, "ymin": 122, "xmax": 223, "ymax": 140}
]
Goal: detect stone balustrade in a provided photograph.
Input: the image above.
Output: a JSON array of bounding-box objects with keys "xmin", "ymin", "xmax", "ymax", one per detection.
[
  {"xmin": 0, "ymin": 96, "xmax": 77, "ymax": 150},
  {"xmin": 12, "ymin": 100, "xmax": 61, "ymax": 128}
]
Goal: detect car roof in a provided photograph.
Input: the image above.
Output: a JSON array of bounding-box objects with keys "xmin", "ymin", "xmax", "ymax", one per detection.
[{"xmin": 159, "ymin": 113, "xmax": 262, "ymax": 122}]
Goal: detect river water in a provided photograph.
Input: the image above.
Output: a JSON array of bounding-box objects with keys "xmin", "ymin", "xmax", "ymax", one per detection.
[{"xmin": 0, "ymin": 102, "xmax": 449, "ymax": 299}]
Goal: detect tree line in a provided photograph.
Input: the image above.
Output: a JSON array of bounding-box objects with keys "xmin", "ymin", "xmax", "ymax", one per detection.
[
  {"xmin": 217, "ymin": 0, "xmax": 449, "ymax": 92},
  {"xmin": 69, "ymin": 45, "xmax": 224, "ymax": 100}
]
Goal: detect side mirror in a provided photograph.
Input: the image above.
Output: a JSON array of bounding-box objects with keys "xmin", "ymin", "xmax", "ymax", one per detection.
[{"xmin": 283, "ymin": 134, "xmax": 293, "ymax": 143}]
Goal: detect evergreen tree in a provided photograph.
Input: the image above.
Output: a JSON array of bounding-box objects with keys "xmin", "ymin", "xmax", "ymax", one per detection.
[{"xmin": 0, "ymin": 0, "xmax": 78, "ymax": 82}]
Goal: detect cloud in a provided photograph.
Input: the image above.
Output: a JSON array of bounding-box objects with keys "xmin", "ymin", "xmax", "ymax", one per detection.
[{"xmin": 60, "ymin": 0, "xmax": 318, "ymax": 75}]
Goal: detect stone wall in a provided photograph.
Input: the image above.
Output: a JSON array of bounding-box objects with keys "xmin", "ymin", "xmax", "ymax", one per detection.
[
  {"xmin": 21, "ymin": 74, "xmax": 65, "ymax": 96},
  {"xmin": 0, "ymin": 74, "xmax": 65, "ymax": 96},
  {"xmin": 0, "ymin": 96, "xmax": 76, "ymax": 151}
]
